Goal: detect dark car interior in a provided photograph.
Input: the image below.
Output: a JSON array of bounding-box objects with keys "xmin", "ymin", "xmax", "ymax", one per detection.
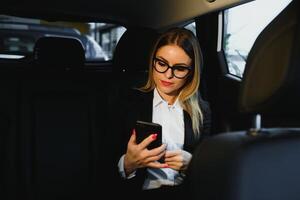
[
  {"xmin": 0, "ymin": 0, "xmax": 299, "ymax": 199},
  {"xmin": 189, "ymin": 1, "xmax": 300, "ymax": 200},
  {"xmin": 1, "ymin": 35, "xmax": 111, "ymax": 199}
]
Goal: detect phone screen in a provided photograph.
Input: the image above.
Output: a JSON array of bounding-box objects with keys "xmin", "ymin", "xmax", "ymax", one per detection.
[{"xmin": 135, "ymin": 120, "xmax": 162, "ymax": 150}]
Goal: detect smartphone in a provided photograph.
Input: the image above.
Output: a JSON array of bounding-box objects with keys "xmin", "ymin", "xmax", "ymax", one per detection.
[{"xmin": 135, "ymin": 120, "xmax": 162, "ymax": 150}]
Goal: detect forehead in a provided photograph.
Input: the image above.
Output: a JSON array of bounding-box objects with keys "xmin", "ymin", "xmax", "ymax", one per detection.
[{"xmin": 156, "ymin": 45, "xmax": 192, "ymax": 65}]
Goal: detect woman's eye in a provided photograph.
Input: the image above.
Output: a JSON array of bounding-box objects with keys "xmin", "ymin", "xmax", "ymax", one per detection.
[
  {"xmin": 158, "ymin": 61, "xmax": 167, "ymax": 67},
  {"xmin": 176, "ymin": 66, "xmax": 187, "ymax": 71}
]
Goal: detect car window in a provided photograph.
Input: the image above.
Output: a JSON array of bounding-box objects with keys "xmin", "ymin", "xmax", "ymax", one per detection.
[
  {"xmin": 184, "ymin": 22, "xmax": 196, "ymax": 35},
  {"xmin": 1, "ymin": 32, "xmax": 35, "ymax": 57},
  {"xmin": 222, "ymin": 0, "xmax": 292, "ymax": 77},
  {"xmin": 89, "ymin": 24, "xmax": 126, "ymax": 60},
  {"xmin": 0, "ymin": 15, "xmax": 126, "ymax": 61}
]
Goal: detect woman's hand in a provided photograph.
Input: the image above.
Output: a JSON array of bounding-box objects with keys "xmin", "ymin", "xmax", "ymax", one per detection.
[
  {"xmin": 164, "ymin": 150, "xmax": 192, "ymax": 171},
  {"xmin": 124, "ymin": 129, "xmax": 167, "ymax": 176}
]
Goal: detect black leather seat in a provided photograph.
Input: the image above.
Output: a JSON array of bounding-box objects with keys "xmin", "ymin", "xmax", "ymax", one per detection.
[
  {"xmin": 17, "ymin": 36, "xmax": 109, "ymax": 200},
  {"xmin": 33, "ymin": 36, "xmax": 85, "ymax": 70},
  {"xmin": 112, "ymin": 27, "xmax": 159, "ymax": 89},
  {"xmin": 187, "ymin": 1, "xmax": 300, "ymax": 200}
]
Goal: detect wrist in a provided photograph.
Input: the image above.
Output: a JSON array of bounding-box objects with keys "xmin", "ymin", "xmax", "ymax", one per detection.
[{"xmin": 124, "ymin": 155, "xmax": 136, "ymax": 176}]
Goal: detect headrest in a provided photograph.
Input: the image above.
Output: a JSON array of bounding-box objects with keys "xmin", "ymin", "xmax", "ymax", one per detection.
[
  {"xmin": 112, "ymin": 28, "xmax": 159, "ymax": 73},
  {"xmin": 33, "ymin": 36, "xmax": 85, "ymax": 70},
  {"xmin": 239, "ymin": 0, "xmax": 300, "ymax": 116}
]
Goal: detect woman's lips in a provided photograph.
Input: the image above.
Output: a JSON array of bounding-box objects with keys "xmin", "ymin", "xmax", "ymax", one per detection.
[{"xmin": 161, "ymin": 80, "xmax": 173, "ymax": 87}]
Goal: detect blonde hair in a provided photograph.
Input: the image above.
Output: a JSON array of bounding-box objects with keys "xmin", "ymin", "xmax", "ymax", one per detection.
[{"xmin": 140, "ymin": 28, "xmax": 203, "ymax": 138}]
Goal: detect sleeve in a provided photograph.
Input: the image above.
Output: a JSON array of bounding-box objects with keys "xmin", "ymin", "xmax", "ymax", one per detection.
[{"xmin": 118, "ymin": 154, "xmax": 137, "ymax": 179}]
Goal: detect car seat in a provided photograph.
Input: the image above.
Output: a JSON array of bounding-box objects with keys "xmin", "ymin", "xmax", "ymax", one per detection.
[
  {"xmin": 187, "ymin": 1, "xmax": 300, "ymax": 200},
  {"xmin": 112, "ymin": 27, "xmax": 159, "ymax": 89},
  {"xmin": 33, "ymin": 36, "xmax": 85, "ymax": 70}
]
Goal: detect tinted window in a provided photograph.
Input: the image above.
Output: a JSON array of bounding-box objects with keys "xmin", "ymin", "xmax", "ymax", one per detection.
[
  {"xmin": 222, "ymin": 0, "xmax": 292, "ymax": 77},
  {"xmin": 0, "ymin": 15, "xmax": 126, "ymax": 61}
]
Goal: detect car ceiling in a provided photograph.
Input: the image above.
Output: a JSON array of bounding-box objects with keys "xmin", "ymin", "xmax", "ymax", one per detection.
[{"xmin": 1, "ymin": 0, "xmax": 253, "ymax": 30}]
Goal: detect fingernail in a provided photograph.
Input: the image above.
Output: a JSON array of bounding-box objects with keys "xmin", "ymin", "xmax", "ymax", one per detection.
[
  {"xmin": 132, "ymin": 129, "xmax": 136, "ymax": 135},
  {"xmin": 163, "ymin": 164, "xmax": 169, "ymax": 168},
  {"xmin": 152, "ymin": 134, "xmax": 157, "ymax": 140}
]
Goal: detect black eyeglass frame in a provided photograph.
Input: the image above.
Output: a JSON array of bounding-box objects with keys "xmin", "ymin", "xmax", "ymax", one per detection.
[{"xmin": 152, "ymin": 57, "xmax": 193, "ymax": 79}]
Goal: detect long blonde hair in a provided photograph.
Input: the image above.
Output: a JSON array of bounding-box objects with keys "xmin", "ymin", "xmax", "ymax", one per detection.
[{"xmin": 140, "ymin": 28, "xmax": 203, "ymax": 138}]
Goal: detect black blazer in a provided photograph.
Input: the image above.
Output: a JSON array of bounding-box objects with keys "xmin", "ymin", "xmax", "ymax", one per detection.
[{"xmin": 114, "ymin": 88, "xmax": 211, "ymax": 192}]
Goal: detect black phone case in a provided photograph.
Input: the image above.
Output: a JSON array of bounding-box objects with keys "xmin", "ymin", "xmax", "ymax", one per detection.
[{"xmin": 135, "ymin": 120, "xmax": 162, "ymax": 150}]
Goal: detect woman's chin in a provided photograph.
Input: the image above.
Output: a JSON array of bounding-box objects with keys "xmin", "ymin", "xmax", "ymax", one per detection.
[{"xmin": 158, "ymin": 87, "xmax": 179, "ymax": 97}]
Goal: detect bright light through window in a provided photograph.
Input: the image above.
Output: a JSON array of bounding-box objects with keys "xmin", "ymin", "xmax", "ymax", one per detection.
[{"xmin": 223, "ymin": 0, "xmax": 292, "ymax": 77}]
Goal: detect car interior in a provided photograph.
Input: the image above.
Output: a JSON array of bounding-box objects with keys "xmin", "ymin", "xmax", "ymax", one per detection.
[
  {"xmin": 0, "ymin": 0, "xmax": 298, "ymax": 199},
  {"xmin": 188, "ymin": 2, "xmax": 300, "ymax": 200}
]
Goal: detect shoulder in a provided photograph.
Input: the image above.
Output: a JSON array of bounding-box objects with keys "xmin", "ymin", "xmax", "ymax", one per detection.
[
  {"xmin": 127, "ymin": 88, "xmax": 153, "ymax": 99},
  {"xmin": 123, "ymin": 88, "xmax": 153, "ymax": 106}
]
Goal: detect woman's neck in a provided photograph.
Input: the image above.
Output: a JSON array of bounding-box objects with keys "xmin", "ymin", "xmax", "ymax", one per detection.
[{"xmin": 156, "ymin": 88, "xmax": 178, "ymax": 105}]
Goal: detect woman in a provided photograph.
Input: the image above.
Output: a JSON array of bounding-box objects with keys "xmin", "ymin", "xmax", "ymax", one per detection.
[{"xmin": 116, "ymin": 27, "xmax": 211, "ymax": 198}]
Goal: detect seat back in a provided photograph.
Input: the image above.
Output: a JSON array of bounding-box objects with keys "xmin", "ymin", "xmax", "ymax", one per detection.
[
  {"xmin": 187, "ymin": 1, "xmax": 300, "ymax": 200},
  {"xmin": 112, "ymin": 27, "xmax": 159, "ymax": 89},
  {"xmin": 33, "ymin": 36, "xmax": 85, "ymax": 70},
  {"xmin": 16, "ymin": 36, "xmax": 110, "ymax": 200}
]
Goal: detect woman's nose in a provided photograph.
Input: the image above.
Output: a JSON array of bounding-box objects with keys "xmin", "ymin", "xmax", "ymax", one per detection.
[{"xmin": 165, "ymin": 67, "xmax": 174, "ymax": 79}]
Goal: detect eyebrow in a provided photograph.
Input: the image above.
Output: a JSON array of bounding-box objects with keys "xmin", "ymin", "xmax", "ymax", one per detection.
[{"xmin": 156, "ymin": 55, "xmax": 190, "ymax": 67}]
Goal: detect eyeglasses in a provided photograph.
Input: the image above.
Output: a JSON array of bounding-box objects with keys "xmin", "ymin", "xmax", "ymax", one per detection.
[{"xmin": 153, "ymin": 57, "xmax": 192, "ymax": 79}]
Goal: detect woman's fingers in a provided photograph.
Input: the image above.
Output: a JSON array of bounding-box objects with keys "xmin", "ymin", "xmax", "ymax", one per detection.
[
  {"xmin": 164, "ymin": 150, "xmax": 183, "ymax": 170},
  {"xmin": 147, "ymin": 144, "xmax": 167, "ymax": 156},
  {"xmin": 147, "ymin": 161, "xmax": 169, "ymax": 169},
  {"xmin": 127, "ymin": 131, "xmax": 192, "ymax": 171},
  {"xmin": 164, "ymin": 161, "xmax": 183, "ymax": 170},
  {"xmin": 164, "ymin": 150, "xmax": 181, "ymax": 162},
  {"xmin": 128, "ymin": 128, "xmax": 137, "ymax": 145},
  {"xmin": 138, "ymin": 133, "xmax": 159, "ymax": 149},
  {"xmin": 143, "ymin": 149, "xmax": 166, "ymax": 163},
  {"xmin": 126, "ymin": 142, "xmax": 166, "ymax": 168},
  {"xmin": 164, "ymin": 150, "xmax": 192, "ymax": 171},
  {"xmin": 165, "ymin": 150, "xmax": 181, "ymax": 157},
  {"xmin": 137, "ymin": 144, "xmax": 166, "ymax": 165}
]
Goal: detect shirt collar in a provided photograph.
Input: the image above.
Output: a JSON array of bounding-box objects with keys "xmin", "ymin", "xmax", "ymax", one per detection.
[
  {"xmin": 153, "ymin": 88, "xmax": 182, "ymax": 111},
  {"xmin": 153, "ymin": 88, "xmax": 164, "ymax": 108}
]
